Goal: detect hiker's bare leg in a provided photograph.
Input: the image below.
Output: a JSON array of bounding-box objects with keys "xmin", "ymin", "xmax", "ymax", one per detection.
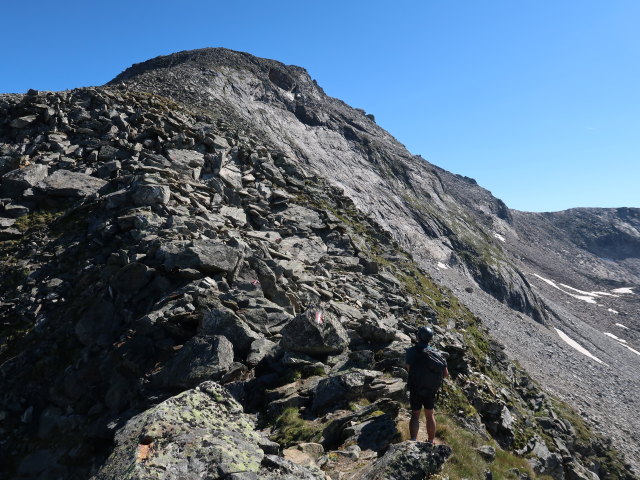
[
  {"xmin": 409, "ymin": 410, "xmax": 421, "ymax": 440},
  {"xmin": 425, "ymin": 408, "xmax": 436, "ymax": 442}
]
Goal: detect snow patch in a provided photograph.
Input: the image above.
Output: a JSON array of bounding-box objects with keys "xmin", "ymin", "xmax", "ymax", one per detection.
[
  {"xmin": 622, "ymin": 344, "xmax": 640, "ymax": 356},
  {"xmin": 612, "ymin": 287, "xmax": 634, "ymax": 294},
  {"xmin": 554, "ymin": 328, "xmax": 607, "ymax": 365},
  {"xmin": 571, "ymin": 295, "xmax": 598, "ymax": 304},
  {"xmin": 615, "ymin": 323, "xmax": 629, "ymax": 329},
  {"xmin": 607, "ymin": 308, "xmax": 619, "ymax": 314},
  {"xmin": 493, "ymin": 233, "xmax": 505, "ymax": 242},
  {"xmin": 604, "ymin": 332, "xmax": 627, "ymax": 343},
  {"xmin": 532, "ymin": 274, "xmax": 616, "ymax": 305},
  {"xmin": 437, "ymin": 262, "xmax": 449, "ymax": 270},
  {"xmin": 604, "ymin": 331, "xmax": 640, "ymax": 356},
  {"xmin": 533, "ymin": 274, "xmax": 559, "ymax": 289}
]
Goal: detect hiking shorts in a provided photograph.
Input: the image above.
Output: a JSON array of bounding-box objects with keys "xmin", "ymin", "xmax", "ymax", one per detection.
[{"xmin": 409, "ymin": 389, "xmax": 436, "ymax": 411}]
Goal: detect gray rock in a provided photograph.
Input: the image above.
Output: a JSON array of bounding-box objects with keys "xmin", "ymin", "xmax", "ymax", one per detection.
[
  {"xmin": 0, "ymin": 155, "xmax": 20, "ymax": 175},
  {"xmin": 246, "ymin": 338, "xmax": 277, "ymax": 367},
  {"xmin": 132, "ymin": 183, "xmax": 171, "ymax": 206},
  {"xmin": 93, "ymin": 382, "xmax": 265, "ymax": 480},
  {"xmin": 311, "ymin": 369, "xmax": 382, "ymax": 412},
  {"xmin": 356, "ymin": 441, "xmax": 451, "ymax": 480},
  {"xmin": 166, "ymin": 148, "xmax": 205, "ymax": 171},
  {"xmin": 565, "ymin": 461, "xmax": 599, "ymax": 480},
  {"xmin": 10, "ymin": 115, "xmax": 38, "ymax": 128},
  {"xmin": 476, "ymin": 445, "xmax": 496, "ymax": 462},
  {"xmin": 2, "ymin": 202, "xmax": 30, "ymax": 217},
  {"xmin": 154, "ymin": 335, "xmax": 234, "ymax": 388},
  {"xmin": 280, "ymin": 308, "xmax": 349, "ymax": 356},
  {"xmin": 260, "ymin": 454, "xmax": 325, "ymax": 480},
  {"xmin": 98, "ymin": 145, "xmax": 128, "ymax": 161},
  {"xmin": 220, "ymin": 205, "xmax": 247, "ymax": 226},
  {"xmin": 35, "ymin": 169, "xmax": 107, "ymax": 197},
  {"xmin": 158, "ymin": 239, "xmax": 243, "ymax": 274},
  {"xmin": 0, "ymin": 217, "xmax": 16, "ymax": 228},
  {"xmin": 356, "ymin": 318, "xmax": 398, "ymax": 343},
  {"xmin": 1, "ymin": 164, "xmax": 48, "ymax": 198},
  {"xmin": 201, "ymin": 305, "xmax": 260, "ymax": 355},
  {"xmin": 278, "ymin": 235, "xmax": 327, "ymax": 264},
  {"xmin": 17, "ymin": 449, "xmax": 58, "ymax": 476}
]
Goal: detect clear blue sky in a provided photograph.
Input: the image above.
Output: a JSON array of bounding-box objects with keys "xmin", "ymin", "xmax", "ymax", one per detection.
[{"xmin": 2, "ymin": 1, "xmax": 639, "ymax": 212}]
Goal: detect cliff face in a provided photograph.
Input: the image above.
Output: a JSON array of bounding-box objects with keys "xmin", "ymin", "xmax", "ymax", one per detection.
[{"xmin": 0, "ymin": 48, "xmax": 637, "ymax": 479}]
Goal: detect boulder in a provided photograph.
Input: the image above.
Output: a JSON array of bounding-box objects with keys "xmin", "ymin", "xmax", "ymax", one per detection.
[
  {"xmin": 166, "ymin": 148, "xmax": 205, "ymax": 178},
  {"xmin": 246, "ymin": 338, "xmax": 278, "ymax": 367},
  {"xmin": 35, "ymin": 169, "xmax": 107, "ymax": 197},
  {"xmin": 0, "ymin": 155, "xmax": 20, "ymax": 175},
  {"xmin": 1, "ymin": 164, "xmax": 48, "ymax": 198},
  {"xmin": 201, "ymin": 305, "xmax": 261, "ymax": 355},
  {"xmin": 476, "ymin": 445, "xmax": 496, "ymax": 462},
  {"xmin": 278, "ymin": 235, "xmax": 327, "ymax": 264},
  {"xmin": 153, "ymin": 335, "xmax": 234, "ymax": 388},
  {"xmin": 260, "ymin": 454, "xmax": 325, "ymax": 480},
  {"xmin": 355, "ymin": 441, "xmax": 451, "ymax": 480},
  {"xmin": 131, "ymin": 183, "xmax": 171, "ymax": 206},
  {"xmin": 10, "ymin": 115, "xmax": 38, "ymax": 128},
  {"xmin": 92, "ymin": 382, "xmax": 265, "ymax": 480},
  {"xmin": 311, "ymin": 369, "xmax": 382, "ymax": 412},
  {"xmin": 158, "ymin": 239, "xmax": 243, "ymax": 275},
  {"xmin": 280, "ymin": 308, "xmax": 349, "ymax": 356}
]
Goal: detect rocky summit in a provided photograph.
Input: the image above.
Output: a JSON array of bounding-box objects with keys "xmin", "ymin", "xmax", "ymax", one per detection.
[{"xmin": 0, "ymin": 48, "xmax": 638, "ymax": 480}]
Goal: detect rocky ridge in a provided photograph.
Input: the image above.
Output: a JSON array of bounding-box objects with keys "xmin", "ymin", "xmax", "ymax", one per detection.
[
  {"xmin": 106, "ymin": 48, "xmax": 640, "ymax": 472},
  {"xmin": 0, "ymin": 59, "xmax": 636, "ymax": 479}
]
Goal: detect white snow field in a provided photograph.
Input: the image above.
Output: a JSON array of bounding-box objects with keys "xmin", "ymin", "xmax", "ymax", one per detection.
[{"xmin": 554, "ymin": 328, "xmax": 607, "ymax": 365}]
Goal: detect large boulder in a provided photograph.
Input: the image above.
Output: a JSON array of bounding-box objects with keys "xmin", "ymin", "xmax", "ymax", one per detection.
[
  {"xmin": 280, "ymin": 308, "xmax": 349, "ymax": 356},
  {"xmin": 152, "ymin": 335, "xmax": 234, "ymax": 388},
  {"xmin": 1, "ymin": 164, "xmax": 48, "ymax": 198},
  {"xmin": 166, "ymin": 148, "xmax": 205, "ymax": 178},
  {"xmin": 311, "ymin": 369, "xmax": 382, "ymax": 413},
  {"xmin": 35, "ymin": 169, "xmax": 107, "ymax": 197},
  {"xmin": 92, "ymin": 382, "xmax": 264, "ymax": 480},
  {"xmin": 355, "ymin": 441, "xmax": 452, "ymax": 480},
  {"xmin": 201, "ymin": 305, "xmax": 261, "ymax": 355},
  {"xmin": 158, "ymin": 239, "xmax": 244, "ymax": 275}
]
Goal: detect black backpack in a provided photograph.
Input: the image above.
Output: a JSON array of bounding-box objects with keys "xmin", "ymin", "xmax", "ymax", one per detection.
[{"xmin": 408, "ymin": 347, "xmax": 447, "ymax": 394}]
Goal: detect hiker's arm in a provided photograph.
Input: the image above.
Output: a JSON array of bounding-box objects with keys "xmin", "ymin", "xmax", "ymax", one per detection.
[{"xmin": 444, "ymin": 367, "xmax": 449, "ymax": 378}]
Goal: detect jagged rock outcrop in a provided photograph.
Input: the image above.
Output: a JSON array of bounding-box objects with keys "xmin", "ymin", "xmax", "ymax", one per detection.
[{"xmin": 0, "ymin": 51, "xmax": 637, "ymax": 480}]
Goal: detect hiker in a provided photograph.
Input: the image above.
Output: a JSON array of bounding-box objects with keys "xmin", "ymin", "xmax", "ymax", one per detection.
[{"xmin": 405, "ymin": 325, "xmax": 449, "ymax": 443}]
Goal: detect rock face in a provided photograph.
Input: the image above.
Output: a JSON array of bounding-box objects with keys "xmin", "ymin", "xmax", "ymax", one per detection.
[{"xmin": 0, "ymin": 51, "xmax": 637, "ymax": 480}]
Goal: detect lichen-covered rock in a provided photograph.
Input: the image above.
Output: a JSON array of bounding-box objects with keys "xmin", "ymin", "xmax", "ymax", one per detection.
[{"xmin": 92, "ymin": 381, "xmax": 264, "ymax": 480}]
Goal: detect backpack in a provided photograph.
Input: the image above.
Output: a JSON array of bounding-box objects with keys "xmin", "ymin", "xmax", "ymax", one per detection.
[{"xmin": 408, "ymin": 347, "xmax": 447, "ymax": 394}]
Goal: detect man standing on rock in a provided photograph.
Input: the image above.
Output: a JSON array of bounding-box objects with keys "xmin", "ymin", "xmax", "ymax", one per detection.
[{"xmin": 405, "ymin": 326, "xmax": 448, "ymax": 443}]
